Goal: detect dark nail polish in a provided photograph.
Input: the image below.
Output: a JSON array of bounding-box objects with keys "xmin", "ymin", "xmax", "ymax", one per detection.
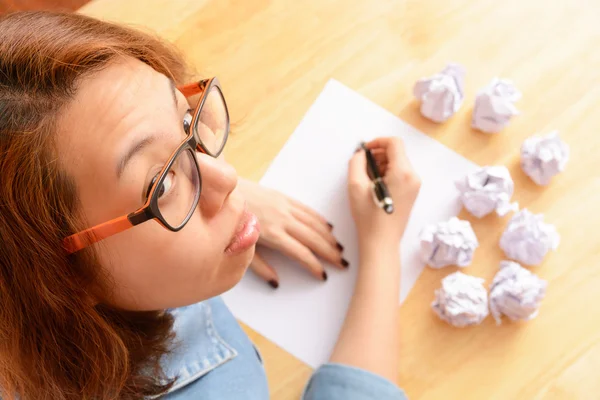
[
  {"xmin": 341, "ymin": 258, "xmax": 349, "ymax": 268},
  {"xmin": 268, "ymin": 280, "xmax": 279, "ymax": 289},
  {"xmin": 327, "ymin": 222, "xmax": 334, "ymax": 229},
  {"xmin": 322, "ymin": 271, "xmax": 328, "ymax": 281},
  {"xmin": 336, "ymin": 242, "xmax": 344, "ymax": 251}
]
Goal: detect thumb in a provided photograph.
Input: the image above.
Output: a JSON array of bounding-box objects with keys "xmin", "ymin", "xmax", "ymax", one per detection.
[{"xmin": 348, "ymin": 148, "xmax": 371, "ymax": 187}]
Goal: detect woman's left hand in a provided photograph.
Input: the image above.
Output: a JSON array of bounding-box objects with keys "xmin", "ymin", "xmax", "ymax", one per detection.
[{"xmin": 238, "ymin": 179, "xmax": 348, "ymax": 288}]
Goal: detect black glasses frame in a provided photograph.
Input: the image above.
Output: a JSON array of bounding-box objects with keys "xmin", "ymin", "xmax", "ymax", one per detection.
[
  {"xmin": 63, "ymin": 77, "xmax": 230, "ymax": 253},
  {"xmin": 131, "ymin": 77, "xmax": 229, "ymax": 231}
]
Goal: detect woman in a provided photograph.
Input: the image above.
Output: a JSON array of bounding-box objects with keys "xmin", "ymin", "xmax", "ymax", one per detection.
[{"xmin": 0, "ymin": 11, "xmax": 420, "ymax": 400}]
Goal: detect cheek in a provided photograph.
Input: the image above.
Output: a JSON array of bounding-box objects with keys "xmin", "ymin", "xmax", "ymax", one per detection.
[
  {"xmin": 169, "ymin": 215, "xmax": 255, "ymax": 294},
  {"xmin": 94, "ymin": 214, "xmax": 250, "ymax": 310}
]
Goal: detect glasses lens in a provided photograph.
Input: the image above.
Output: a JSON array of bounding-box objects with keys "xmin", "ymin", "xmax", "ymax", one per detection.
[
  {"xmin": 157, "ymin": 149, "xmax": 201, "ymax": 228},
  {"xmin": 193, "ymin": 86, "xmax": 229, "ymax": 156}
]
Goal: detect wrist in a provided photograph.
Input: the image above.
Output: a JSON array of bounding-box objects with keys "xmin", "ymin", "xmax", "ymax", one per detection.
[
  {"xmin": 358, "ymin": 235, "xmax": 400, "ymax": 255},
  {"xmin": 357, "ymin": 240, "xmax": 401, "ymax": 286},
  {"xmin": 358, "ymin": 244, "xmax": 400, "ymax": 274}
]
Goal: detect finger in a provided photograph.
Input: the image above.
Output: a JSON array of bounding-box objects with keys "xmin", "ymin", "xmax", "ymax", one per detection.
[
  {"xmin": 365, "ymin": 137, "xmax": 404, "ymax": 165},
  {"xmin": 370, "ymin": 146, "xmax": 387, "ymax": 152},
  {"xmin": 370, "ymin": 147, "xmax": 388, "ymax": 159},
  {"xmin": 376, "ymin": 163, "xmax": 389, "ymax": 176},
  {"xmin": 275, "ymin": 235, "xmax": 327, "ymax": 280},
  {"xmin": 249, "ymin": 251, "xmax": 280, "ymax": 289},
  {"xmin": 373, "ymin": 151, "xmax": 388, "ymax": 163},
  {"xmin": 365, "ymin": 136, "xmax": 403, "ymax": 150},
  {"xmin": 291, "ymin": 207, "xmax": 338, "ymax": 247},
  {"xmin": 367, "ymin": 149, "xmax": 390, "ymax": 175},
  {"xmin": 348, "ymin": 148, "xmax": 371, "ymax": 187},
  {"xmin": 376, "ymin": 159, "xmax": 389, "ymax": 169},
  {"xmin": 287, "ymin": 221, "xmax": 347, "ymax": 270},
  {"xmin": 366, "ymin": 137, "xmax": 414, "ymax": 172},
  {"xmin": 289, "ymin": 198, "xmax": 331, "ymax": 228}
]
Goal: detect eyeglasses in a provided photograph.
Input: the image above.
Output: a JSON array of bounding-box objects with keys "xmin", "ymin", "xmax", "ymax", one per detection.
[{"xmin": 63, "ymin": 77, "xmax": 230, "ymax": 254}]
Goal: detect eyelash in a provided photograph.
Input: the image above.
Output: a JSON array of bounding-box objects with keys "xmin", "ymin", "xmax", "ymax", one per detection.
[
  {"xmin": 144, "ymin": 172, "xmax": 161, "ymax": 200},
  {"xmin": 183, "ymin": 109, "xmax": 193, "ymax": 133},
  {"xmin": 144, "ymin": 170, "xmax": 176, "ymax": 201}
]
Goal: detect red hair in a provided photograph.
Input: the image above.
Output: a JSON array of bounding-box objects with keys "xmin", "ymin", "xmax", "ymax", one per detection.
[{"xmin": 0, "ymin": 11, "xmax": 192, "ymax": 399}]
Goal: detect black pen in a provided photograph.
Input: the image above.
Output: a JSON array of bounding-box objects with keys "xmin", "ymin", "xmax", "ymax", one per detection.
[{"xmin": 361, "ymin": 142, "xmax": 394, "ymax": 214}]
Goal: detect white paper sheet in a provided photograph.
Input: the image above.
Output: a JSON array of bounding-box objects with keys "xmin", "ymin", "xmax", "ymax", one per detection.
[{"xmin": 222, "ymin": 79, "xmax": 478, "ymax": 368}]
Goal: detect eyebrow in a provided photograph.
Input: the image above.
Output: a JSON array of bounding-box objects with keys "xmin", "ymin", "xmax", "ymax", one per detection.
[{"xmin": 116, "ymin": 79, "xmax": 180, "ymax": 179}]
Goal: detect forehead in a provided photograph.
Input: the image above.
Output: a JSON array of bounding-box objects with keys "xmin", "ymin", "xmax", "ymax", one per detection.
[{"xmin": 55, "ymin": 57, "xmax": 180, "ymax": 183}]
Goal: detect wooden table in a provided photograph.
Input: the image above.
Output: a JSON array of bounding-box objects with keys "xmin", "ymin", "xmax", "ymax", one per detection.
[{"xmin": 80, "ymin": 1, "xmax": 600, "ymax": 398}]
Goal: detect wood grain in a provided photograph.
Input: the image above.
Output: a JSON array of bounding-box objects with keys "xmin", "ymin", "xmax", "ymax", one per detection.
[
  {"xmin": 0, "ymin": 0, "xmax": 88, "ymax": 14},
  {"xmin": 79, "ymin": 1, "xmax": 600, "ymax": 399}
]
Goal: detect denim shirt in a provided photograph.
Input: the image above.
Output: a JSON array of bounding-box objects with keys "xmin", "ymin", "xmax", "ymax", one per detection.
[{"xmin": 161, "ymin": 297, "xmax": 407, "ymax": 400}]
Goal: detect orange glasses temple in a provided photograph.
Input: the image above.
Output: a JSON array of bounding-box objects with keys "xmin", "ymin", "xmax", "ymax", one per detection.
[
  {"xmin": 62, "ymin": 80, "xmax": 207, "ymax": 254},
  {"xmin": 63, "ymin": 215, "xmax": 133, "ymax": 254},
  {"xmin": 178, "ymin": 81, "xmax": 205, "ymax": 97}
]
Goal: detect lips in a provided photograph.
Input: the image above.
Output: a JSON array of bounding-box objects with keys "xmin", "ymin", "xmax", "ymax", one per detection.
[{"xmin": 225, "ymin": 209, "xmax": 260, "ymax": 255}]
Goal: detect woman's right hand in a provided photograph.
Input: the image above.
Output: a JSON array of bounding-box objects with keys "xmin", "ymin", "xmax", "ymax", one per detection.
[
  {"xmin": 328, "ymin": 137, "xmax": 420, "ymax": 380},
  {"xmin": 347, "ymin": 137, "xmax": 421, "ymax": 252}
]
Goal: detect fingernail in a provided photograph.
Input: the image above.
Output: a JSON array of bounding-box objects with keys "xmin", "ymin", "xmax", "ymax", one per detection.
[
  {"xmin": 268, "ymin": 280, "xmax": 279, "ymax": 289},
  {"xmin": 327, "ymin": 222, "xmax": 334, "ymax": 229},
  {"xmin": 322, "ymin": 271, "xmax": 328, "ymax": 281},
  {"xmin": 341, "ymin": 258, "xmax": 349, "ymax": 268},
  {"xmin": 336, "ymin": 242, "xmax": 344, "ymax": 251}
]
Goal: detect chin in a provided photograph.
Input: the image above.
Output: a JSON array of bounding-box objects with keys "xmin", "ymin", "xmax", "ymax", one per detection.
[{"xmin": 221, "ymin": 244, "xmax": 256, "ymax": 293}]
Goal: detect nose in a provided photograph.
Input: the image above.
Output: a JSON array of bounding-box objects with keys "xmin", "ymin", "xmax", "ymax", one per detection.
[{"xmin": 195, "ymin": 151, "xmax": 238, "ymax": 218}]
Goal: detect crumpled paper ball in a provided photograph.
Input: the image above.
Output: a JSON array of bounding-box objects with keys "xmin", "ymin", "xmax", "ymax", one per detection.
[
  {"xmin": 455, "ymin": 166, "xmax": 519, "ymax": 218},
  {"xmin": 432, "ymin": 271, "xmax": 489, "ymax": 327},
  {"xmin": 489, "ymin": 261, "xmax": 547, "ymax": 324},
  {"xmin": 499, "ymin": 209, "xmax": 560, "ymax": 266},
  {"xmin": 420, "ymin": 217, "xmax": 479, "ymax": 269},
  {"xmin": 413, "ymin": 63, "xmax": 465, "ymax": 123},
  {"xmin": 472, "ymin": 78, "xmax": 521, "ymax": 133},
  {"xmin": 520, "ymin": 131, "xmax": 569, "ymax": 185}
]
